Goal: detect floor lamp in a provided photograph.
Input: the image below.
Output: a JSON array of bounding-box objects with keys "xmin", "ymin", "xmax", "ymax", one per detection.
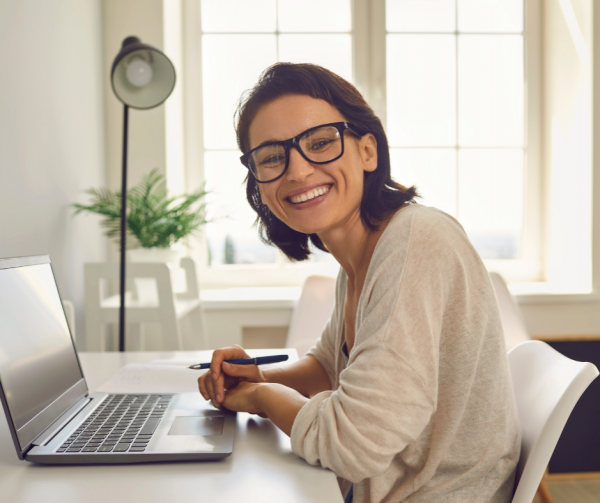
[{"xmin": 110, "ymin": 36, "xmax": 176, "ymax": 352}]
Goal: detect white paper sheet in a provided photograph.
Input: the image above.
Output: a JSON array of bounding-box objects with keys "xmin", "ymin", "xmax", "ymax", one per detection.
[
  {"xmin": 95, "ymin": 363, "xmax": 201, "ymax": 393},
  {"xmin": 150, "ymin": 357, "xmax": 210, "ymax": 367}
]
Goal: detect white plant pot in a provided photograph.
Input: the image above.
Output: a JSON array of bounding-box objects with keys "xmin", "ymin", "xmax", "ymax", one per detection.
[
  {"xmin": 128, "ymin": 247, "xmax": 181, "ymax": 272},
  {"xmin": 127, "ymin": 247, "xmax": 181, "ymax": 305}
]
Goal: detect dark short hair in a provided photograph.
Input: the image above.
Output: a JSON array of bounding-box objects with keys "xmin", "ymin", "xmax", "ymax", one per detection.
[{"xmin": 235, "ymin": 62, "xmax": 418, "ymax": 261}]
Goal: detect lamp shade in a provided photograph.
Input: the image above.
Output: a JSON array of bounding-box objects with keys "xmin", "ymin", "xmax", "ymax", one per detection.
[{"xmin": 111, "ymin": 36, "xmax": 176, "ymax": 110}]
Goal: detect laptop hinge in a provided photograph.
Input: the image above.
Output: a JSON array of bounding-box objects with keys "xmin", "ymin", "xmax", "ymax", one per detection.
[{"xmin": 31, "ymin": 395, "xmax": 93, "ymax": 447}]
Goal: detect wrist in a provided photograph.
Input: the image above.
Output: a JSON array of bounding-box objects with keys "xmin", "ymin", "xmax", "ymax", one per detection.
[
  {"xmin": 261, "ymin": 367, "xmax": 280, "ymax": 384},
  {"xmin": 253, "ymin": 382, "xmax": 274, "ymax": 411}
]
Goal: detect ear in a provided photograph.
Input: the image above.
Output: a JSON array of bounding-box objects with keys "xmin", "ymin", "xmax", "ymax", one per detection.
[{"xmin": 359, "ymin": 133, "xmax": 378, "ymax": 173}]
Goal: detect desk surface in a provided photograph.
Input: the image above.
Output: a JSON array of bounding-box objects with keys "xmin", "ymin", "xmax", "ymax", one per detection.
[{"xmin": 0, "ymin": 351, "xmax": 342, "ymax": 503}]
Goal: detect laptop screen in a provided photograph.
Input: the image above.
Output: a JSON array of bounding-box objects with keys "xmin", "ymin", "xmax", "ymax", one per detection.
[{"xmin": 0, "ymin": 259, "xmax": 85, "ymax": 449}]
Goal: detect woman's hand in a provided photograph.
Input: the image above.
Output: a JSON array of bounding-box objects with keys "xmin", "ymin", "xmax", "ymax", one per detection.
[
  {"xmin": 221, "ymin": 381, "xmax": 265, "ymax": 415},
  {"xmin": 197, "ymin": 345, "xmax": 266, "ymax": 407}
]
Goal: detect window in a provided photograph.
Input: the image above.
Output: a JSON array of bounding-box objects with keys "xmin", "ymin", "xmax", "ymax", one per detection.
[
  {"xmin": 196, "ymin": 0, "xmax": 540, "ymax": 285},
  {"xmin": 385, "ymin": 0, "xmax": 534, "ymax": 273},
  {"xmin": 200, "ymin": 0, "xmax": 352, "ymax": 269}
]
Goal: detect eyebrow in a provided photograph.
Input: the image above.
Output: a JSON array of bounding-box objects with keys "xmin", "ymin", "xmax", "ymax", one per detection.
[{"xmin": 253, "ymin": 138, "xmax": 283, "ymax": 150}]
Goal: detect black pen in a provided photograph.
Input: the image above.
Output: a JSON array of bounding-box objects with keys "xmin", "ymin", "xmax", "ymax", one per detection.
[{"xmin": 188, "ymin": 354, "xmax": 289, "ymax": 370}]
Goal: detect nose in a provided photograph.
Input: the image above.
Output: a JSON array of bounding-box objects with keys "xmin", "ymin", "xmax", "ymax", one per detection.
[{"xmin": 285, "ymin": 146, "xmax": 315, "ymax": 182}]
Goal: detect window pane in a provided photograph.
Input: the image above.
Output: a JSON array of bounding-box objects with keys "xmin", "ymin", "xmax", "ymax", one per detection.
[
  {"xmin": 386, "ymin": 0, "xmax": 455, "ymax": 33},
  {"xmin": 387, "ymin": 35, "xmax": 456, "ymax": 146},
  {"xmin": 458, "ymin": 35, "xmax": 524, "ymax": 147},
  {"xmin": 201, "ymin": 0, "xmax": 276, "ymax": 33},
  {"xmin": 278, "ymin": 0, "xmax": 351, "ymax": 33},
  {"xmin": 278, "ymin": 34, "xmax": 352, "ymax": 82},
  {"xmin": 390, "ymin": 148, "xmax": 457, "ymax": 217},
  {"xmin": 458, "ymin": 0, "xmax": 523, "ymax": 33},
  {"xmin": 204, "ymin": 151, "xmax": 277, "ymax": 265},
  {"xmin": 203, "ymin": 35, "xmax": 276, "ymax": 150},
  {"xmin": 458, "ymin": 149, "xmax": 523, "ymax": 259}
]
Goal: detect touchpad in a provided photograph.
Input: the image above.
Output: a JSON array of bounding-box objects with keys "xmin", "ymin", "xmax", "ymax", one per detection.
[{"xmin": 168, "ymin": 416, "xmax": 224, "ymax": 436}]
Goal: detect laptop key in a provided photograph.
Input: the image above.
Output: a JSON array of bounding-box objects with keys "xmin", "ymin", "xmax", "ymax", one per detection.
[
  {"xmin": 82, "ymin": 447, "xmax": 98, "ymax": 452},
  {"xmin": 139, "ymin": 418, "xmax": 160, "ymax": 435},
  {"xmin": 129, "ymin": 447, "xmax": 145, "ymax": 452},
  {"xmin": 113, "ymin": 443, "xmax": 130, "ymax": 452},
  {"xmin": 98, "ymin": 445, "xmax": 114, "ymax": 452}
]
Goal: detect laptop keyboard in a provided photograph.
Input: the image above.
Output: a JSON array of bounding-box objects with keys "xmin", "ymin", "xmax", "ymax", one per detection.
[{"xmin": 56, "ymin": 394, "xmax": 173, "ymax": 454}]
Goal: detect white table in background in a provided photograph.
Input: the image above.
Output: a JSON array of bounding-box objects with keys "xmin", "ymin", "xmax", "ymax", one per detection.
[{"xmin": 0, "ymin": 350, "xmax": 343, "ymax": 503}]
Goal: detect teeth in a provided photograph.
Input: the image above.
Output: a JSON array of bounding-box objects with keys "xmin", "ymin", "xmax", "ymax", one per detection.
[{"xmin": 290, "ymin": 185, "xmax": 329, "ymax": 204}]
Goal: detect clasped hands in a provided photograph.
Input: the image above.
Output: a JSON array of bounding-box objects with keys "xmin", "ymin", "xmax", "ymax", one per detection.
[{"xmin": 197, "ymin": 345, "xmax": 268, "ymax": 416}]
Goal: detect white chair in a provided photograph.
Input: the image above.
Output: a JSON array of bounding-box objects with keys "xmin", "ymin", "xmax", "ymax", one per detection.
[
  {"xmin": 62, "ymin": 299, "xmax": 76, "ymax": 342},
  {"xmin": 85, "ymin": 257, "xmax": 207, "ymax": 352},
  {"xmin": 286, "ymin": 274, "xmax": 337, "ymax": 358},
  {"xmin": 489, "ymin": 272, "xmax": 530, "ymax": 351},
  {"xmin": 508, "ymin": 340, "xmax": 598, "ymax": 503}
]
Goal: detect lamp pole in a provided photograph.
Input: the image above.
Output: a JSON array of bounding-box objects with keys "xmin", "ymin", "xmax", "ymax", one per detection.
[
  {"xmin": 119, "ymin": 104, "xmax": 129, "ymax": 352},
  {"xmin": 110, "ymin": 36, "xmax": 176, "ymax": 352}
]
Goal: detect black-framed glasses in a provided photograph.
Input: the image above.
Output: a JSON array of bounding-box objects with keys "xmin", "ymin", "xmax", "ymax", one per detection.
[{"xmin": 240, "ymin": 121, "xmax": 365, "ymax": 183}]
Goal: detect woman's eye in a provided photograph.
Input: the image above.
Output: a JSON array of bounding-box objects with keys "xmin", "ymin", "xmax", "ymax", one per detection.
[
  {"xmin": 259, "ymin": 155, "xmax": 284, "ymax": 166},
  {"xmin": 308, "ymin": 138, "xmax": 334, "ymax": 151}
]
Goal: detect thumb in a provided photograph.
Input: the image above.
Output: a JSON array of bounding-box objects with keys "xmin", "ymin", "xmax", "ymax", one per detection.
[{"xmin": 222, "ymin": 362, "xmax": 258, "ymax": 379}]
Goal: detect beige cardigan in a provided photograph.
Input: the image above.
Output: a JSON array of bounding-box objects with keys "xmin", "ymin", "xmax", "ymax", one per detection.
[{"xmin": 290, "ymin": 205, "xmax": 521, "ymax": 502}]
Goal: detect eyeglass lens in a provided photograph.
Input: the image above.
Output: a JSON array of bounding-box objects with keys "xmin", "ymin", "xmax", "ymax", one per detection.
[{"xmin": 249, "ymin": 125, "xmax": 342, "ymax": 182}]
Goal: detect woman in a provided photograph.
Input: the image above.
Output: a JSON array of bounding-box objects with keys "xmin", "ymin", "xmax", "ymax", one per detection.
[{"xmin": 198, "ymin": 63, "xmax": 520, "ymax": 503}]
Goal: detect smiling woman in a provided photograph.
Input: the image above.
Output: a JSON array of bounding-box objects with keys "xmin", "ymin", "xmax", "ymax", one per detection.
[
  {"xmin": 198, "ymin": 63, "xmax": 521, "ymax": 503},
  {"xmin": 236, "ymin": 64, "xmax": 418, "ymax": 261}
]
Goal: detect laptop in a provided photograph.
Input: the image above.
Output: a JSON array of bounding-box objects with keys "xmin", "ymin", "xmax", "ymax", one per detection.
[{"xmin": 0, "ymin": 255, "xmax": 235, "ymax": 464}]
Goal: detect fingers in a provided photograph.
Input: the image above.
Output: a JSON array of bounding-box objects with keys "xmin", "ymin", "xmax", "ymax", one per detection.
[
  {"xmin": 198, "ymin": 371, "xmax": 221, "ymax": 403},
  {"xmin": 222, "ymin": 362, "xmax": 263, "ymax": 382},
  {"xmin": 209, "ymin": 345, "xmax": 249, "ymax": 381},
  {"xmin": 210, "ymin": 345, "xmax": 249, "ymax": 405},
  {"xmin": 198, "ymin": 371, "xmax": 210, "ymax": 400}
]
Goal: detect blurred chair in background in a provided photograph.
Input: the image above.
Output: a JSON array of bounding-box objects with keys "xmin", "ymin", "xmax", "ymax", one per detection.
[
  {"xmin": 509, "ymin": 341, "xmax": 598, "ymax": 503},
  {"xmin": 490, "ymin": 272, "xmax": 530, "ymax": 351},
  {"xmin": 286, "ymin": 275, "xmax": 337, "ymax": 358},
  {"xmin": 491, "ymin": 272, "xmax": 557, "ymax": 503},
  {"xmin": 85, "ymin": 257, "xmax": 207, "ymax": 352}
]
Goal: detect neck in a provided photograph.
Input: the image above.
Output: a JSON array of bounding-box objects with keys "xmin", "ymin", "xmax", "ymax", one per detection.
[{"xmin": 318, "ymin": 210, "xmax": 390, "ymax": 285}]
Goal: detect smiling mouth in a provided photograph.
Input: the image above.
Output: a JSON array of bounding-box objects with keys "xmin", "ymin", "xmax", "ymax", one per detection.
[{"xmin": 288, "ymin": 185, "xmax": 331, "ymax": 204}]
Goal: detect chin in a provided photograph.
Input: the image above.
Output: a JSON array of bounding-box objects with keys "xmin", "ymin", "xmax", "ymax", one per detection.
[{"xmin": 290, "ymin": 223, "xmax": 328, "ymax": 235}]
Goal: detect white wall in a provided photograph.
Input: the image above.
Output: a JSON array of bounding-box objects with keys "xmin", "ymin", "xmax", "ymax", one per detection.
[{"xmin": 0, "ymin": 0, "xmax": 107, "ymax": 344}]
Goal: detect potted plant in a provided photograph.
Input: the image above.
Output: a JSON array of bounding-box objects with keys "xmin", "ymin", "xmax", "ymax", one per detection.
[{"xmin": 73, "ymin": 168, "xmax": 209, "ymax": 274}]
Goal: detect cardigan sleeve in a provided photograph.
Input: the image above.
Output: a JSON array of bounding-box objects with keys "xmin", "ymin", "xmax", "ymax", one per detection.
[{"xmin": 290, "ymin": 338, "xmax": 436, "ymax": 483}]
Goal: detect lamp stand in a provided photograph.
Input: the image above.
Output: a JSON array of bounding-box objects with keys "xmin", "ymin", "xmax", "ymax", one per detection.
[{"xmin": 119, "ymin": 104, "xmax": 129, "ymax": 352}]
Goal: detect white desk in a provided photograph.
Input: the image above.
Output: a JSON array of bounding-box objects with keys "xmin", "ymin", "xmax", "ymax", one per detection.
[{"xmin": 0, "ymin": 350, "xmax": 343, "ymax": 503}]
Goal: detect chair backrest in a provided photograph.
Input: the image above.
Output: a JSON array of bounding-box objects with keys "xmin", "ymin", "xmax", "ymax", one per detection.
[
  {"xmin": 508, "ymin": 340, "xmax": 598, "ymax": 503},
  {"xmin": 84, "ymin": 262, "xmax": 182, "ymax": 351},
  {"xmin": 489, "ymin": 272, "xmax": 530, "ymax": 351},
  {"xmin": 286, "ymin": 275, "xmax": 336, "ymax": 357}
]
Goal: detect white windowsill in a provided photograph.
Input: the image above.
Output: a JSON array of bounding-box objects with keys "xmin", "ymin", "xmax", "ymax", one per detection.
[
  {"xmin": 199, "ymin": 283, "xmax": 600, "ymax": 312},
  {"xmin": 508, "ymin": 283, "xmax": 600, "ymax": 304},
  {"xmin": 200, "ymin": 287, "xmax": 301, "ymax": 311}
]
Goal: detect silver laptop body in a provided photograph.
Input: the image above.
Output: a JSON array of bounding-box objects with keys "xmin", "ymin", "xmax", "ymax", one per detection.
[{"xmin": 0, "ymin": 255, "xmax": 235, "ymax": 464}]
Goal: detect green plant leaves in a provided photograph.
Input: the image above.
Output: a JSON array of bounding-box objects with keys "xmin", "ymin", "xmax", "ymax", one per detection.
[{"xmin": 72, "ymin": 168, "xmax": 209, "ymax": 249}]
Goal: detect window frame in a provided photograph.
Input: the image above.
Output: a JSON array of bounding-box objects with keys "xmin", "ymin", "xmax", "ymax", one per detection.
[{"xmin": 186, "ymin": 0, "xmax": 543, "ymax": 288}]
